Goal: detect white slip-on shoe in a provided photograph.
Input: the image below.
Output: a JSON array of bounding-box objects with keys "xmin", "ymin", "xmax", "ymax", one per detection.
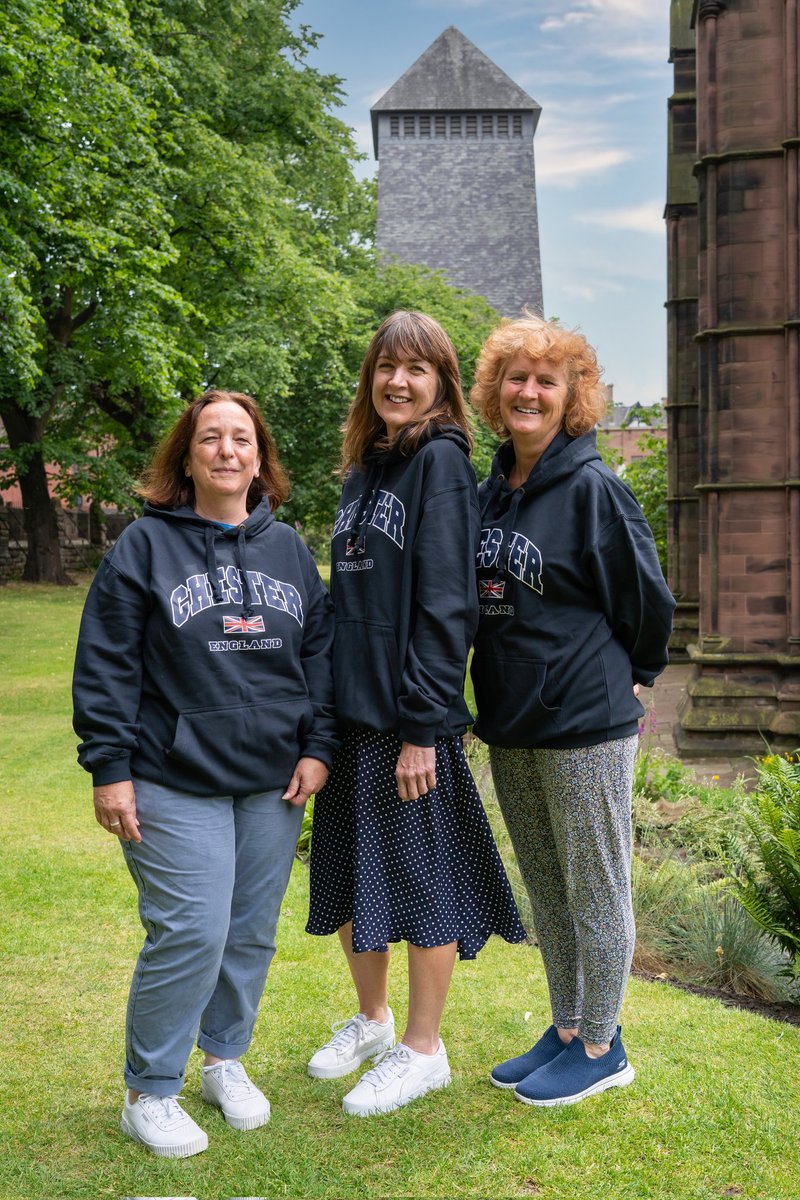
[
  {"xmin": 341, "ymin": 1040, "xmax": 451, "ymax": 1116},
  {"xmin": 307, "ymin": 1009, "xmax": 395, "ymax": 1080},
  {"xmin": 120, "ymin": 1093, "xmax": 208, "ymax": 1157},
  {"xmin": 200, "ymin": 1059, "xmax": 270, "ymax": 1130}
]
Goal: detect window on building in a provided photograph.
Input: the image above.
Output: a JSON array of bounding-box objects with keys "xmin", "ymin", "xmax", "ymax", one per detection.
[
  {"xmin": 403, "ymin": 115, "xmax": 415, "ymax": 137},
  {"xmin": 419, "ymin": 115, "xmax": 430, "ymax": 137},
  {"xmin": 497, "ymin": 114, "xmax": 509, "ymax": 138},
  {"xmin": 390, "ymin": 116, "xmax": 399, "ymax": 138},
  {"xmin": 450, "ymin": 115, "xmax": 462, "ymax": 137},
  {"xmin": 482, "ymin": 115, "xmax": 493, "ymax": 137},
  {"xmin": 466, "ymin": 114, "xmax": 477, "ymax": 138},
  {"xmin": 512, "ymin": 114, "xmax": 522, "ymax": 137}
]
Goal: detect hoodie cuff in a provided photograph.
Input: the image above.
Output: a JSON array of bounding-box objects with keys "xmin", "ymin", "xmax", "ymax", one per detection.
[
  {"xmin": 299, "ymin": 738, "xmax": 336, "ymax": 769},
  {"xmin": 91, "ymin": 757, "xmax": 133, "ymax": 787},
  {"xmin": 394, "ymin": 720, "xmax": 437, "ymax": 748}
]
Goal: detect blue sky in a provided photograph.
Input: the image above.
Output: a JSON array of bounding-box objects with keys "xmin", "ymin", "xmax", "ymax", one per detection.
[{"xmin": 292, "ymin": 0, "xmax": 672, "ymax": 409}]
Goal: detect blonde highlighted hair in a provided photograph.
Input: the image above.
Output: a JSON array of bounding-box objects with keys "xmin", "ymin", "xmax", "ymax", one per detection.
[
  {"xmin": 139, "ymin": 390, "xmax": 289, "ymax": 513},
  {"xmin": 471, "ymin": 316, "xmax": 608, "ymax": 439},
  {"xmin": 340, "ymin": 310, "xmax": 473, "ymax": 472}
]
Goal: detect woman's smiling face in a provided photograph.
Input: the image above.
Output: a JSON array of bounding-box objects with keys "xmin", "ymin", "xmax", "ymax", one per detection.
[
  {"xmin": 498, "ymin": 352, "xmax": 569, "ymax": 457},
  {"xmin": 371, "ymin": 352, "xmax": 440, "ymax": 434},
  {"xmin": 185, "ymin": 400, "xmax": 261, "ymax": 514}
]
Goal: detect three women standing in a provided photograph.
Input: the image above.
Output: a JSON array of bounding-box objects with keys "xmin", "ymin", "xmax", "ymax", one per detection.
[{"xmin": 306, "ymin": 311, "xmax": 526, "ymax": 1116}]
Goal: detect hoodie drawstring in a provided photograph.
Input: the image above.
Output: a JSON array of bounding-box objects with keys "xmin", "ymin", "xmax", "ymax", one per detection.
[
  {"xmin": 204, "ymin": 522, "xmax": 256, "ymax": 619},
  {"xmin": 204, "ymin": 525, "xmax": 224, "ymax": 604},
  {"xmin": 236, "ymin": 524, "xmax": 257, "ymax": 619},
  {"xmin": 346, "ymin": 461, "xmax": 384, "ymax": 558}
]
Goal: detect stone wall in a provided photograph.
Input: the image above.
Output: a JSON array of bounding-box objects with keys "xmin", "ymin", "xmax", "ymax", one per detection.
[
  {"xmin": 0, "ymin": 506, "xmax": 132, "ymax": 582},
  {"xmin": 672, "ymin": 0, "xmax": 800, "ymax": 753}
]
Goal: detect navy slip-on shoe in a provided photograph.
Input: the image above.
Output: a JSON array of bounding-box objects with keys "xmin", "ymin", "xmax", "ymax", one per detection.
[
  {"xmin": 514, "ymin": 1026, "xmax": 635, "ymax": 1107},
  {"xmin": 490, "ymin": 1024, "xmax": 566, "ymax": 1090}
]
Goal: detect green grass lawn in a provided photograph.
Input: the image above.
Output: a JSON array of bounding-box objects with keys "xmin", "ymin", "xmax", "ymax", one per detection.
[{"xmin": 2, "ymin": 578, "xmax": 800, "ymax": 1200}]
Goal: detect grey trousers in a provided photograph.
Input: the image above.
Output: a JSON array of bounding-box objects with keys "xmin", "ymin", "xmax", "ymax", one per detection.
[
  {"xmin": 121, "ymin": 778, "xmax": 304, "ymax": 1095},
  {"xmin": 489, "ymin": 736, "xmax": 637, "ymax": 1045}
]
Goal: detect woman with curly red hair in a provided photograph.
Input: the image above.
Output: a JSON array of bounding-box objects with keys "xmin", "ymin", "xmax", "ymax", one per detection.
[{"xmin": 470, "ymin": 317, "xmax": 675, "ymax": 1108}]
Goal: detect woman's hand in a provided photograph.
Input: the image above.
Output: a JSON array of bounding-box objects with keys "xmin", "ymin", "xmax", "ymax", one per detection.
[
  {"xmin": 93, "ymin": 780, "xmax": 141, "ymax": 842},
  {"xmin": 396, "ymin": 742, "xmax": 437, "ymax": 802},
  {"xmin": 283, "ymin": 757, "xmax": 329, "ymax": 807}
]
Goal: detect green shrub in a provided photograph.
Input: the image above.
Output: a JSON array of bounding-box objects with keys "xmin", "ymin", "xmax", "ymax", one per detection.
[
  {"xmin": 633, "ymin": 743, "xmax": 748, "ymax": 862},
  {"xmin": 726, "ymin": 752, "xmax": 800, "ymax": 978},
  {"xmin": 296, "ymin": 795, "xmax": 314, "ymax": 863},
  {"xmin": 631, "ymin": 850, "xmax": 703, "ymax": 974},
  {"xmin": 666, "ymin": 890, "xmax": 794, "ymax": 1001}
]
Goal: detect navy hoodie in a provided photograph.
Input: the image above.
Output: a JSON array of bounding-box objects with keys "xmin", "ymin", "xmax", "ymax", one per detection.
[
  {"xmin": 72, "ymin": 499, "xmax": 338, "ymax": 795},
  {"xmin": 471, "ymin": 430, "xmax": 675, "ymax": 749},
  {"xmin": 330, "ymin": 425, "xmax": 479, "ymax": 746}
]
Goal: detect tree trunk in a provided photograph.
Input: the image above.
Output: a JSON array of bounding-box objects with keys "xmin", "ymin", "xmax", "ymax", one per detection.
[{"xmin": 1, "ymin": 404, "xmax": 71, "ymax": 584}]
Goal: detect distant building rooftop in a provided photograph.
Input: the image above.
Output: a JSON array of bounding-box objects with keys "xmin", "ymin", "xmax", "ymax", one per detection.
[{"xmin": 599, "ymin": 402, "xmax": 665, "ymax": 431}]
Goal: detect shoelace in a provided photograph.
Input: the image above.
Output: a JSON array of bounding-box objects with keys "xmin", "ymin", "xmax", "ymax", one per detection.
[
  {"xmin": 213, "ymin": 1060, "xmax": 255, "ymax": 1099},
  {"xmin": 139, "ymin": 1093, "xmax": 185, "ymax": 1124},
  {"xmin": 363, "ymin": 1044, "xmax": 412, "ymax": 1085},
  {"xmin": 325, "ymin": 1015, "xmax": 369, "ymax": 1052}
]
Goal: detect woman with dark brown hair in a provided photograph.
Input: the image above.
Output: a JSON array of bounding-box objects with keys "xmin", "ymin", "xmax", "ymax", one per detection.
[
  {"xmin": 73, "ymin": 390, "xmax": 337, "ymax": 1157},
  {"xmin": 305, "ymin": 312, "xmax": 525, "ymax": 1117}
]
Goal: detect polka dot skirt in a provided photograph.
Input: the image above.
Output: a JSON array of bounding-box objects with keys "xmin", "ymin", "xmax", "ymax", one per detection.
[{"xmin": 306, "ymin": 730, "xmax": 527, "ymax": 960}]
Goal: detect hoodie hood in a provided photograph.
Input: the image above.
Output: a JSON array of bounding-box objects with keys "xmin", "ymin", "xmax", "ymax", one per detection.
[
  {"xmin": 486, "ymin": 428, "xmax": 602, "ymax": 502},
  {"xmin": 143, "ymin": 498, "xmax": 276, "ymax": 618},
  {"xmin": 346, "ymin": 423, "xmax": 471, "ymax": 558}
]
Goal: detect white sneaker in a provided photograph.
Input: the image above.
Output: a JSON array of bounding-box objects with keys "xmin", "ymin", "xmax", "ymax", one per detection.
[
  {"xmin": 200, "ymin": 1059, "xmax": 270, "ymax": 1130},
  {"xmin": 341, "ymin": 1040, "xmax": 451, "ymax": 1116},
  {"xmin": 307, "ymin": 1009, "xmax": 395, "ymax": 1079},
  {"xmin": 120, "ymin": 1093, "xmax": 208, "ymax": 1157}
]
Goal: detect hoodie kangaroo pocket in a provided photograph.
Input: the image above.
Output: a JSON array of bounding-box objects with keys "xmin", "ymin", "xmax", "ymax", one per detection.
[
  {"xmin": 474, "ymin": 656, "xmax": 561, "ymax": 745},
  {"xmin": 162, "ymin": 698, "xmax": 309, "ymax": 794},
  {"xmin": 333, "ymin": 619, "xmax": 400, "ymax": 728}
]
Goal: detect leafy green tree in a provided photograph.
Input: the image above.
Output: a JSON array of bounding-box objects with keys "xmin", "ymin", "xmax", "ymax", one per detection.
[
  {"xmin": 0, "ymin": 0, "xmax": 186, "ymax": 580},
  {"xmin": 0, "ymin": 0, "xmax": 370, "ymax": 580},
  {"xmin": 624, "ymin": 425, "xmax": 668, "ymax": 577},
  {"xmin": 1, "ymin": 0, "xmax": 505, "ymax": 578}
]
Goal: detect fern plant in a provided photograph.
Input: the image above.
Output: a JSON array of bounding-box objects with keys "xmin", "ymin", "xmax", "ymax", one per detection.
[{"xmin": 725, "ymin": 753, "xmax": 800, "ymax": 977}]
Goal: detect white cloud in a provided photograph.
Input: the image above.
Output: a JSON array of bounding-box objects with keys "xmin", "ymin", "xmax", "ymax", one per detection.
[
  {"xmin": 538, "ymin": 145, "xmax": 631, "ymax": 186},
  {"xmin": 534, "ymin": 111, "xmax": 632, "ymax": 187},
  {"xmin": 577, "ymin": 201, "xmax": 664, "ymax": 235},
  {"xmin": 541, "ymin": 11, "xmax": 594, "ymax": 30}
]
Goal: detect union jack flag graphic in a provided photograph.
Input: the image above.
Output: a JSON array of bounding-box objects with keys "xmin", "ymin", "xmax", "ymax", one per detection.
[
  {"xmin": 223, "ymin": 614, "xmax": 265, "ymax": 634},
  {"xmin": 479, "ymin": 579, "xmax": 505, "ymax": 599}
]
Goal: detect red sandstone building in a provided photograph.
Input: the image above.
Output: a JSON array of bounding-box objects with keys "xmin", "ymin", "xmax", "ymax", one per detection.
[{"xmin": 666, "ymin": 0, "xmax": 800, "ymax": 753}]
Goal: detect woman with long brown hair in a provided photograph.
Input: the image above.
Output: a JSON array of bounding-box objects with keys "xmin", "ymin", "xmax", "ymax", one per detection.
[{"xmin": 305, "ymin": 312, "xmax": 525, "ymax": 1117}]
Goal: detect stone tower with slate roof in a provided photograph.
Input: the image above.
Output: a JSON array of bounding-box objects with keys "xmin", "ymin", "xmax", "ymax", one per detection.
[{"xmin": 371, "ymin": 26, "xmax": 543, "ymax": 318}]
